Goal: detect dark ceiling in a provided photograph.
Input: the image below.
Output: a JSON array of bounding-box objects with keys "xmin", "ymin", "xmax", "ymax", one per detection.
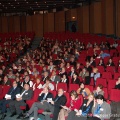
[{"xmin": 0, "ymin": 0, "xmax": 91, "ymax": 13}]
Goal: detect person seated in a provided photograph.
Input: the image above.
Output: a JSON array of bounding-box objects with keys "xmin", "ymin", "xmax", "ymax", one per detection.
[
  {"xmin": 0, "ymin": 69, "xmax": 4, "ymax": 85},
  {"xmin": 15, "ymin": 77, "xmax": 22, "ymax": 91},
  {"xmin": 77, "ymin": 82, "xmax": 91, "ymax": 98},
  {"xmin": 7, "ymin": 70, "xmax": 16, "ymax": 79},
  {"xmin": 47, "ymin": 61, "xmax": 55, "ymax": 73},
  {"xmin": 87, "ymin": 95, "xmax": 111, "ymax": 120},
  {"xmin": 38, "ymin": 87, "xmax": 53, "ymax": 102},
  {"xmin": 91, "ymin": 68, "xmax": 100, "ymax": 87},
  {"xmin": 9, "ymin": 84, "xmax": 33, "ymax": 119},
  {"xmin": 98, "ymin": 50, "xmax": 110, "ymax": 59},
  {"xmin": 79, "ymin": 68, "xmax": 90, "ymax": 85},
  {"xmin": 42, "ymin": 78, "xmax": 54, "ymax": 91},
  {"xmin": 71, "ymin": 73, "xmax": 80, "ymax": 85},
  {"xmin": 85, "ymin": 62, "xmax": 92, "ymax": 74},
  {"xmin": 23, "ymin": 89, "xmax": 67, "ymax": 120},
  {"xmin": 79, "ymin": 68, "xmax": 88, "ymax": 80},
  {"xmin": 93, "ymin": 51, "xmax": 98, "ymax": 59},
  {"xmin": 57, "ymin": 90, "xmax": 81, "ymax": 120},
  {"xmin": 97, "ymin": 59, "xmax": 105, "ymax": 68},
  {"xmin": 89, "ymin": 57, "xmax": 96, "ymax": 67},
  {"xmin": 0, "ymin": 81, "xmax": 20, "ymax": 119},
  {"xmin": 68, "ymin": 66, "xmax": 76, "ymax": 78},
  {"xmin": 21, "ymin": 75, "xmax": 33, "ymax": 88},
  {"xmin": 59, "ymin": 67, "xmax": 67, "ymax": 78},
  {"xmin": 67, "ymin": 93, "xmax": 94, "ymax": 120},
  {"xmin": 107, "ymin": 58, "xmax": 115, "ymax": 66},
  {"xmin": 50, "ymin": 71, "xmax": 61, "ymax": 83},
  {"xmin": 93, "ymin": 84, "xmax": 104, "ymax": 97},
  {"xmin": 115, "ymin": 77, "xmax": 120, "ymax": 89},
  {"xmin": 33, "ymin": 78, "xmax": 42, "ymax": 91},
  {"xmin": 42, "ymin": 71, "xmax": 49, "ymax": 83},
  {"xmin": 75, "ymin": 63, "xmax": 82, "ymax": 75},
  {"xmin": 60, "ymin": 74, "xmax": 69, "ymax": 85},
  {"xmin": 2, "ymin": 75, "xmax": 11, "ymax": 86}
]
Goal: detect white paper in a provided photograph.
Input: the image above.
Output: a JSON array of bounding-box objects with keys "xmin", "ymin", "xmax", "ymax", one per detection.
[
  {"xmin": 5, "ymin": 94, "xmax": 11, "ymax": 99},
  {"xmin": 16, "ymin": 94, "xmax": 21, "ymax": 98}
]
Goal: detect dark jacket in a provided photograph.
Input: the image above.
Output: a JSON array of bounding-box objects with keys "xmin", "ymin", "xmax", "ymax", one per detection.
[
  {"xmin": 38, "ymin": 92, "xmax": 53, "ymax": 102},
  {"xmin": 7, "ymin": 87, "xmax": 21, "ymax": 100}
]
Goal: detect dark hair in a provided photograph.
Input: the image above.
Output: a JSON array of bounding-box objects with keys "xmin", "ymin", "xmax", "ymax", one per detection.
[
  {"xmin": 97, "ymin": 84, "xmax": 103, "ymax": 90},
  {"xmin": 96, "ymin": 94, "xmax": 105, "ymax": 101},
  {"xmin": 70, "ymin": 90, "xmax": 78, "ymax": 98}
]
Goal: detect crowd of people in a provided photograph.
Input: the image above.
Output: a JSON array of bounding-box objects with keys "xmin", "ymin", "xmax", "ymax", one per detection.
[{"xmin": 0, "ymin": 35, "xmax": 120, "ymax": 120}]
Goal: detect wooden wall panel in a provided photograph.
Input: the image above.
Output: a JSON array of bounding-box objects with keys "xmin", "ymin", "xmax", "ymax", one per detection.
[
  {"xmin": 55, "ymin": 11, "xmax": 65, "ymax": 32},
  {"xmin": 77, "ymin": 7, "xmax": 83, "ymax": 33},
  {"xmin": 101, "ymin": 0, "xmax": 106, "ymax": 34},
  {"xmin": 116, "ymin": 0, "xmax": 120, "ymax": 37},
  {"xmin": 26, "ymin": 16, "xmax": 33, "ymax": 32},
  {"xmin": 94, "ymin": 2, "xmax": 102, "ymax": 34},
  {"xmin": 89, "ymin": 3, "xmax": 94, "ymax": 33},
  {"xmin": 32, "ymin": 14, "xmax": 43, "ymax": 37},
  {"xmin": 44, "ymin": 13, "xmax": 54, "ymax": 33},
  {"xmin": 8, "ymin": 16, "xmax": 14, "ymax": 32},
  {"xmin": 37, "ymin": 15, "xmax": 43, "ymax": 37},
  {"xmin": 83, "ymin": 6, "xmax": 89, "ymax": 33},
  {"xmin": 44, "ymin": 14, "xmax": 48, "ymax": 33},
  {"xmin": 105, "ymin": 0, "xmax": 114, "ymax": 35},
  {"xmin": 48, "ymin": 13, "xmax": 54, "ymax": 32},
  {"xmin": 0, "ymin": 17, "xmax": 2, "ymax": 32},
  {"xmin": 20, "ymin": 16, "xmax": 26, "ymax": 32},
  {"xmin": 1, "ymin": 17, "xmax": 8, "ymax": 33},
  {"xmin": 14, "ymin": 16, "xmax": 20, "ymax": 32}
]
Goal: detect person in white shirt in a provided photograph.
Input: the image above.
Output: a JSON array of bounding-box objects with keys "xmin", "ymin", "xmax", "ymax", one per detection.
[{"xmin": 42, "ymin": 78, "xmax": 54, "ymax": 91}]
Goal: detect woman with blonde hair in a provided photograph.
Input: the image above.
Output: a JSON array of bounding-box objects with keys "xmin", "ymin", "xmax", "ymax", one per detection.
[{"xmin": 57, "ymin": 90, "xmax": 81, "ymax": 120}]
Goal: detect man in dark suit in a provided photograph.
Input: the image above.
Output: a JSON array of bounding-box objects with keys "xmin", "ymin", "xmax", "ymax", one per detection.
[
  {"xmin": 24, "ymin": 88, "xmax": 67, "ymax": 120},
  {"xmin": 9, "ymin": 83, "xmax": 33, "ymax": 119},
  {"xmin": 0, "ymin": 81, "xmax": 20, "ymax": 119},
  {"xmin": 38, "ymin": 87, "xmax": 53, "ymax": 102}
]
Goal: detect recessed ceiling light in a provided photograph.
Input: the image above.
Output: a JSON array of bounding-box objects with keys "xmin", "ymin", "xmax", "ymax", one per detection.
[
  {"xmin": 14, "ymin": 7, "xmax": 15, "ymax": 8},
  {"xmin": 26, "ymin": 2, "xmax": 28, "ymax": 3},
  {"xmin": 45, "ymin": 2, "xmax": 46, "ymax": 3},
  {"xmin": 8, "ymin": 3, "xmax": 10, "ymax": 4},
  {"xmin": 18, "ymin": 2, "xmax": 19, "ymax": 4}
]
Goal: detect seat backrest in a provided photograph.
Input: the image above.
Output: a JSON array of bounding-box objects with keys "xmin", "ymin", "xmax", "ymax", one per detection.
[
  {"xmin": 110, "ymin": 89, "xmax": 120, "ymax": 102},
  {"xmin": 102, "ymin": 72, "xmax": 112, "ymax": 79},
  {"xmin": 114, "ymin": 73, "xmax": 120, "ymax": 80},
  {"xmin": 2, "ymin": 85, "xmax": 11, "ymax": 97},
  {"xmin": 49, "ymin": 90, "xmax": 57, "ymax": 98},
  {"xmin": 68, "ymin": 84, "xmax": 79, "ymax": 92},
  {"xmin": 108, "ymin": 80, "xmax": 116, "ymax": 91},
  {"xmin": 85, "ymin": 85, "xmax": 93, "ymax": 92},
  {"xmin": 57, "ymin": 83, "xmax": 67, "ymax": 92},
  {"xmin": 103, "ymin": 88, "xmax": 108, "ymax": 99},
  {"xmin": 33, "ymin": 89, "xmax": 42, "ymax": 101},
  {"xmin": 96, "ymin": 78, "xmax": 107, "ymax": 87},
  {"xmin": 96, "ymin": 66, "xmax": 105, "ymax": 74}
]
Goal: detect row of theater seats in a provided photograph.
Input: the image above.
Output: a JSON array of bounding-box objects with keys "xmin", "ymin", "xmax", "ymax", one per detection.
[{"xmin": 44, "ymin": 32, "xmax": 120, "ymax": 44}]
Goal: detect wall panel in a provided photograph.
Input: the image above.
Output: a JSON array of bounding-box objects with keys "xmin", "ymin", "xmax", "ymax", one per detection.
[
  {"xmin": 116, "ymin": 0, "xmax": 120, "ymax": 37},
  {"xmin": 26, "ymin": 16, "xmax": 33, "ymax": 32},
  {"xmin": 89, "ymin": 3, "xmax": 94, "ymax": 33},
  {"xmin": 105, "ymin": 0, "xmax": 114, "ymax": 35},
  {"xmin": 55, "ymin": 11, "xmax": 65, "ymax": 32},
  {"xmin": 94, "ymin": 2, "xmax": 102, "ymax": 34},
  {"xmin": 0, "ymin": 17, "xmax": 2, "ymax": 32},
  {"xmin": 1, "ymin": 17, "xmax": 8, "ymax": 33},
  {"xmin": 83, "ymin": 5, "xmax": 89, "ymax": 33},
  {"xmin": 20, "ymin": 16, "xmax": 26, "ymax": 32},
  {"xmin": 14, "ymin": 16, "xmax": 20, "ymax": 32},
  {"xmin": 77, "ymin": 7, "xmax": 83, "ymax": 33},
  {"xmin": 8, "ymin": 16, "xmax": 14, "ymax": 32}
]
